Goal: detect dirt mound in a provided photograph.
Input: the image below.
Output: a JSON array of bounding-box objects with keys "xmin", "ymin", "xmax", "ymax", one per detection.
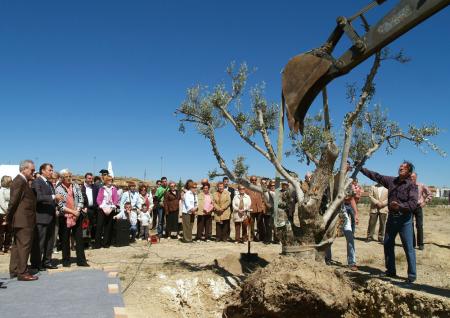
[
  {"xmin": 346, "ymin": 280, "xmax": 450, "ymax": 318},
  {"xmin": 224, "ymin": 256, "xmax": 353, "ymax": 318},
  {"xmin": 224, "ymin": 256, "xmax": 450, "ymax": 318}
]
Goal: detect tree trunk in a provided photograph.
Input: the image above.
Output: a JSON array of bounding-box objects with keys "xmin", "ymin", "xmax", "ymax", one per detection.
[{"xmin": 278, "ymin": 143, "xmax": 339, "ymax": 259}]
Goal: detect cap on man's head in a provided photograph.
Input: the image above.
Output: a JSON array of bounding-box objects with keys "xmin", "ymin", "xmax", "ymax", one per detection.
[
  {"xmin": 128, "ymin": 181, "xmax": 136, "ymax": 186},
  {"xmin": 99, "ymin": 169, "xmax": 109, "ymax": 175}
]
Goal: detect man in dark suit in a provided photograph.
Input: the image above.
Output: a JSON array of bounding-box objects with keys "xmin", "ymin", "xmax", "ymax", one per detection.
[
  {"xmin": 5, "ymin": 160, "xmax": 38, "ymax": 281},
  {"xmin": 30, "ymin": 163, "xmax": 62, "ymax": 270},
  {"xmin": 81, "ymin": 172, "xmax": 99, "ymax": 246}
]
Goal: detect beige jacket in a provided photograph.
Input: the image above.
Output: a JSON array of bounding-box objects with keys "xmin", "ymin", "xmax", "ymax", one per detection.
[
  {"xmin": 369, "ymin": 185, "xmax": 388, "ymax": 214},
  {"xmin": 213, "ymin": 191, "xmax": 231, "ymax": 222}
]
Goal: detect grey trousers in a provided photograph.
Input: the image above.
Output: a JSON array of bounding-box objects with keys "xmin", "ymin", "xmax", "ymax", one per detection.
[
  {"xmin": 367, "ymin": 212, "xmax": 387, "ymax": 242},
  {"xmin": 30, "ymin": 221, "xmax": 55, "ymax": 268},
  {"xmin": 182, "ymin": 214, "xmax": 195, "ymax": 242}
]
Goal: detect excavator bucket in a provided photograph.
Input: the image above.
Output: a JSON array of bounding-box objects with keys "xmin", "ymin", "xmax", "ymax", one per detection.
[{"xmin": 282, "ymin": 53, "xmax": 333, "ymax": 133}]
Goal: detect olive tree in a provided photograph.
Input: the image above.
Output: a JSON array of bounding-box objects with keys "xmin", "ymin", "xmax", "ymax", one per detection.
[{"xmin": 176, "ymin": 50, "xmax": 444, "ymax": 257}]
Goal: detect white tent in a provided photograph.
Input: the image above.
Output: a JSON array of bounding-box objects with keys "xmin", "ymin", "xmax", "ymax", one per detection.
[
  {"xmin": 107, "ymin": 161, "xmax": 114, "ymax": 178},
  {"xmin": 0, "ymin": 165, "xmax": 19, "ymax": 181}
]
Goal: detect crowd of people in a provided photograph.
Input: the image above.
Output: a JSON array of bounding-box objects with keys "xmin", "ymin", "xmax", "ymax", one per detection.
[{"xmin": 0, "ymin": 159, "xmax": 434, "ymax": 284}]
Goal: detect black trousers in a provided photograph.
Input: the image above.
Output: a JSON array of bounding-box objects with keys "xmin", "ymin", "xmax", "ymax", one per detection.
[
  {"xmin": 249, "ymin": 212, "xmax": 264, "ymax": 241},
  {"xmin": 215, "ymin": 220, "xmax": 230, "ymax": 242},
  {"xmin": 30, "ymin": 220, "xmax": 55, "ymax": 268},
  {"xmin": 59, "ymin": 216, "xmax": 86, "ymax": 264},
  {"xmin": 95, "ymin": 210, "xmax": 114, "ymax": 248},
  {"xmin": 0, "ymin": 214, "xmax": 12, "ymax": 252},
  {"xmin": 413, "ymin": 207, "xmax": 424, "ymax": 247},
  {"xmin": 262, "ymin": 214, "xmax": 272, "ymax": 243},
  {"xmin": 86, "ymin": 207, "xmax": 97, "ymax": 241},
  {"xmin": 196, "ymin": 215, "xmax": 212, "ymax": 239}
]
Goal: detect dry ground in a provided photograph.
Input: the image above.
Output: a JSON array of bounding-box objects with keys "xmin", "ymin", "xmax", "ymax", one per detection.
[{"xmin": 1, "ymin": 206, "xmax": 449, "ymax": 317}]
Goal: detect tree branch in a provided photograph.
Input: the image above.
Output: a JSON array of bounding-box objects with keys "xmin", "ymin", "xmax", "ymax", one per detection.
[
  {"xmin": 256, "ymin": 107, "xmax": 304, "ymax": 205},
  {"xmin": 323, "ymin": 51, "xmax": 382, "ymax": 226},
  {"xmin": 217, "ymin": 104, "xmax": 272, "ymax": 161},
  {"xmin": 206, "ymin": 124, "xmax": 263, "ymax": 193}
]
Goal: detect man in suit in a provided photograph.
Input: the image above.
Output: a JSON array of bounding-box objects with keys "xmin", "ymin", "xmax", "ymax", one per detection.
[
  {"xmin": 30, "ymin": 163, "xmax": 62, "ymax": 270},
  {"xmin": 4, "ymin": 160, "xmax": 38, "ymax": 281},
  {"xmin": 366, "ymin": 183, "xmax": 389, "ymax": 243},
  {"xmin": 81, "ymin": 172, "xmax": 99, "ymax": 246}
]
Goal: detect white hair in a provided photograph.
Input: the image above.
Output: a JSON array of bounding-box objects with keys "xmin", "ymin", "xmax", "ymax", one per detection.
[
  {"xmin": 19, "ymin": 160, "xmax": 34, "ymax": 172},
  {"xmin": 59, "ymin": 168, "xmax": 71, "ymax": 176}
]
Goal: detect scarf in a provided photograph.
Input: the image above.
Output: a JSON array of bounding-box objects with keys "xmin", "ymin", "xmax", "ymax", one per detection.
[{"xmin": 63, "ymin": 183, "xmax": 77, "ymax": 228}]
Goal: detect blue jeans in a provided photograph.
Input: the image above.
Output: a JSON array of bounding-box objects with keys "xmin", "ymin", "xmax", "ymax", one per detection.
[
  {"xmin": 325, "ymin": 207, "xmax": 356, "ymax": 265},
  {"xmin": 384, "ymin": 212, "xmax": 416, "ymax": 280},
  {"xmin": 130, "ymin": 224, "xmax": 137, "ymax": 241},
  {"xmin": 344, "ymin": 206, "xmax": 356, "ymax": 265},
  {"xmin": 344, "ymin": 203, "xmax": 355, "ymax": 234},
  {"xmin": 157, "ymin": 207, "xmax": 165, "ymax": 236}
]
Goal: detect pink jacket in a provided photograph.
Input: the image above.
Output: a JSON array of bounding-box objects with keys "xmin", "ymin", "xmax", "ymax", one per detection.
[{"xmin": 96, "ymin": 186, "xmax": 119, "ymax": 206}]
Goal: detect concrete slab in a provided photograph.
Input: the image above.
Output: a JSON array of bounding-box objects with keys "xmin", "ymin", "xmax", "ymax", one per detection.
[{"xmin": 0, "ymin": 269, "xmax": 124, "ymax": 318}]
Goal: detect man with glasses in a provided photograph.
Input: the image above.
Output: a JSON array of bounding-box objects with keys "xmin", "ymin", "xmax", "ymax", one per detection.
[{"xmin": 245, "ymin": 176, "xmax": 266, "ymax": 242}]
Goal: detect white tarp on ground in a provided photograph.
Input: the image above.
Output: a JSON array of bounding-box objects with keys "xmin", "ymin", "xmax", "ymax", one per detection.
[{"xmin": 0, "ymin": 165, "xmax": 19, "ymax": 181}]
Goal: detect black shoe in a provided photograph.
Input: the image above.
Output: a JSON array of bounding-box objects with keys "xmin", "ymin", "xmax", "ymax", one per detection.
[
  {"xmin": 418, "ymin": 245, "xmax": 424, "ymax": 250},
  {"xmin": 77, "ymin": 262, "xmax": 90, "ymax": 267},
  {"xmin": 43, "ymin": 264, "xmax": 58, "ymax": 270},
  {"xmin": 9, "ymin": 273, "xmax": 17, "ymax": 279},
  {"xmin": 62, "ymin": 262, "xmax": 71, "ymax": 268},
  {"xmin": 379, "ymin": 272, "xmax": 398, "ymax": 279},
  {"xmin": 405, "ymin": 278, "xmax": 416, "ymax": 284}
]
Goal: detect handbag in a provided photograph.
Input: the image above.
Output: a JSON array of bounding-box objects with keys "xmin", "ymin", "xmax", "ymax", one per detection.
[{"xmin": 101, "ymin": 187, "xmax": 114, "ymax": 215}]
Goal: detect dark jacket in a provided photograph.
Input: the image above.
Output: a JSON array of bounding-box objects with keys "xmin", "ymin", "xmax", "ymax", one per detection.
[
  {"xmin": 361, "ymin": 168, "xmax": 418, "ymax": 213},
  {"xmin": 32, "ymin": 177, "xmax": 57, "ymax": 224},
  {"xmin": 7, "ymin": 175, "xmax": 36, "ymax": 228},
  {"xmin": 81, "ymin": 183, "xmax": 99, "ymax": 209}
]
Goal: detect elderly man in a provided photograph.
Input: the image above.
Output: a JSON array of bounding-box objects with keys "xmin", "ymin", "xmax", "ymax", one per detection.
[
  {"xmin": 5, "ymin": 160, "xmax": 38, "ymax": 281},
  {"xmin": 361, "ymin": 161, "xmax": 418, "ymax": 283},
  {"xmin": 410, "ymin": 172, "xmax": 432, "ymax": 250},
  {"xmin": 366, "ymin": 183, "xmax": 388, "ymax": 243}
]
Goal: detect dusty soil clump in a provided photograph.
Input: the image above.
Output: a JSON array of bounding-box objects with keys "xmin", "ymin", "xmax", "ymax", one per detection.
[
  {"xmin": 224, "ymin": 256, "xmax": 450, "ymax": 318},
  {"xmin": 346, "ymin": 280, "xmax": 450, "ymax": 318},
  {"xmin": 224, "ymin": 256, "xmax": 353, "ymax": 317}
]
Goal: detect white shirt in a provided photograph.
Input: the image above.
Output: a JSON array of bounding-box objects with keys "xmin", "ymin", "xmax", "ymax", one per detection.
[
  {"xmin": 182, "ymin": 190, "xmax": 197, "ymax": 214},
  {"xmin": 138, "ymin": 211, "xmax": 151, "ymax": 226},
  {"xmin": 84, "ymin": 183, "xmax": 94, "ymax": 206},
  {"xmin": 41, "ymin": 175, "xmax": 56, "ymax": 199}
]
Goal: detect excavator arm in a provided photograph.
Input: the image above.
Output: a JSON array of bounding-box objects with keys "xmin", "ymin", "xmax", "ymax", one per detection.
[{"xmin": 282, "ymin": 0, "xmax": 449, "ymax": 133}]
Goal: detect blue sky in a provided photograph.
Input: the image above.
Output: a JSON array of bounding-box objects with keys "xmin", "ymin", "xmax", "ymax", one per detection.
[{"xmin": 0, "ymin": 1, "xmax": 449, "ymax": 186}]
